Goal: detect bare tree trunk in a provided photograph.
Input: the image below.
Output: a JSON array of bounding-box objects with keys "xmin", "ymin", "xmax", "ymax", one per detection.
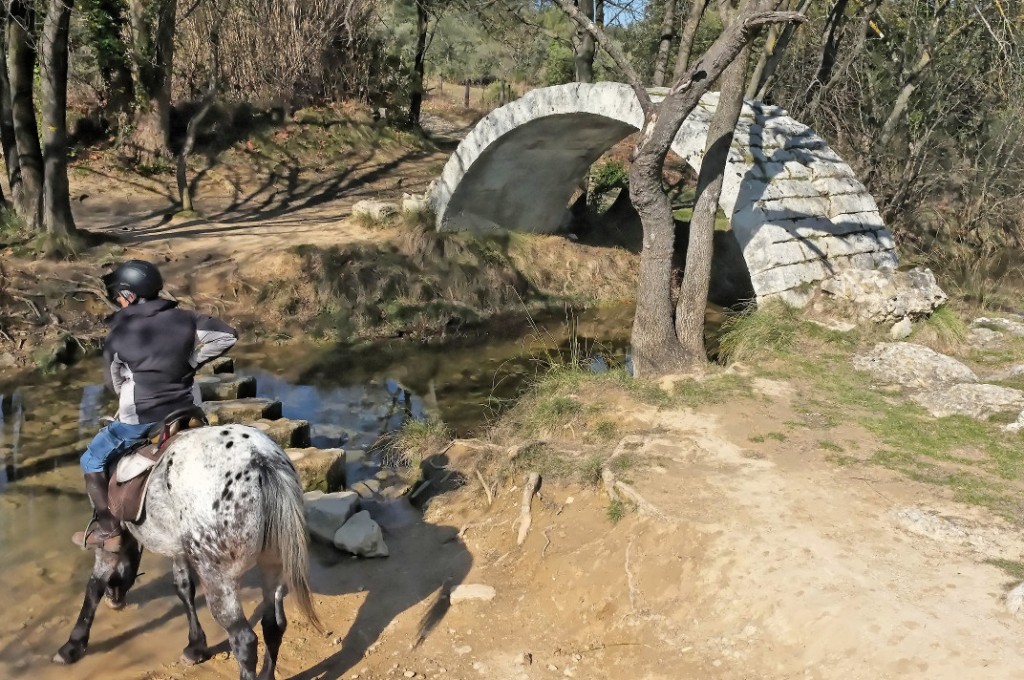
[
  {"xmin": 0, "ymin": 25, "xmax": 21, "ymax": 209},
  {"xmin": 677, "ymin": 45, "xmax": 749, "ymax": 355},
  {"xmin": 745, "ymin": 0, "xmax": 811, "ymax": 100},
  {"xmin": 653, "ymin": 0, "xmax": 679, "ymax": 87},
  {"xmin": 176, "ymin": 20, "xmax": 220, "ymax": 214},
  {"xmin": 126, "ymin": 0, "xmax": 177, "ymax": 164},
  {"xmin": 672, "ymin": 0, "xmax": 709, "ymax": 82},
  {"xmin": 82, "ymin": 0, "xmax": 135, "ymax": 117},
  {"xmin": 40, "ymin": 0, "xmax": 79, "ymax": 253},
  {"xmin": 802, "ymin": 0, "xmax": 850, "ymax": 106},
  {"xmin": 409, "ymin": 0, "xmax": 428, "ymax": 127},
  {"xmin": 6, "ymin": 0, "xmax": 42, "ymax": 230},
  {"xmin": 874, "ymin": 0, "xmax": 963, "ymax": 154},
  {"xmin": 575, "ymin": 0, "xmax": 596, "ymax": 83}
]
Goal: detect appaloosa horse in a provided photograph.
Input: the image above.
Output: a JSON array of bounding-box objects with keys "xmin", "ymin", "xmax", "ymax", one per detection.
[{"xmin": 53, "ymin": 424, "xmax": 322, "ymax": 680}]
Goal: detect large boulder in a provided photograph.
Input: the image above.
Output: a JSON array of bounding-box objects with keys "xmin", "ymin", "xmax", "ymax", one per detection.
[
  {"xmin": 333, "ymin": 510, "xmax": 389, "ymax": 557},
  {"xmin": 853, "ymin": 342, "xmax": 978, "ymax": 389},
  {"xmin": 912, "ymin": 383, "xmax": 1024, "ymax": 419},
  {"xmin": 820, "ymin": 266, "xmax": 947, "ymax": 323},
  {"xmin": 305, "ymin": 491, "xmax": 360, "ymax": 544}
]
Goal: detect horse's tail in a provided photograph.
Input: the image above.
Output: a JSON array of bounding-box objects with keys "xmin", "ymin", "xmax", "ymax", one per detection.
[{"xmin": 256, "ymin": 451, "xmax": 324, "ymax": 634}]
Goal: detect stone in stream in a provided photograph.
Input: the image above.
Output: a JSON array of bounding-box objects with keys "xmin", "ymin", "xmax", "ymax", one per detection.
[
  {"xmin": 195, "ymin": 374, "xmax": 257, "ymax": 401},
  {"xmin": 287, "ymin": 448, "xmax": 346, "ymax": 492},
  {"xmin": 251, "ymin": 418, "xmax": 311, "ymax": 448},
  {"xmin": 305, "ymin": 491, "xmax": 360, "ymax": 544},
  {"xmin": 350, "ymin": 479, "xmax": 382, "ymax": 500},
  {"xmin": 332, "ymin": 510, "xmax": 389, "ymax": 557},
  {"xmin": 202, "ymin": 398, "xmax": 282, "ymax": 424},
  {"xmin": 199, "ymin": 356, "xmax": 235, "ymax": 375}
]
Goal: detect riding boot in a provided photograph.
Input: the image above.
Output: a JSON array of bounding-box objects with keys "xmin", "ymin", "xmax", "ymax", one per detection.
[{"xmin": 71, "ymin": 472, "xmax": 123, "ymax": 552}]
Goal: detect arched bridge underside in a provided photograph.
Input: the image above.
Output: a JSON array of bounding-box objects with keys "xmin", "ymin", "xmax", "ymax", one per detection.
[{"xmin": 430, "ymin": 82, "xmax": 897, "ymax": 303}]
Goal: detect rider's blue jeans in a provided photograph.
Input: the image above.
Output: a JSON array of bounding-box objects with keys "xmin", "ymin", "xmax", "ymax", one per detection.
[{"xmin": 80, "ymin": 420, "xmax": 156, "ymax": 474}]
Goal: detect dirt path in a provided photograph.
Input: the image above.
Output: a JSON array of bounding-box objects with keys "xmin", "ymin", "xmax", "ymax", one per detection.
[{"xmin": 5, "ymin": 373, "xmax": 1024, "ymax": 679}]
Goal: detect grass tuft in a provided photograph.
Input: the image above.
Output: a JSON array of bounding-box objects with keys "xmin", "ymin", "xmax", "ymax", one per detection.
[
  {"xmin": 717, "ymin": 302, "xmax": 801, "ymax": 363},
  {"xmin": 388, "ymin": 417, "xmax": 451, "ymax": 467}
]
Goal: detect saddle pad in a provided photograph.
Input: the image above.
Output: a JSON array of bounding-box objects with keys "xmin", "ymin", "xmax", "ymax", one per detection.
[
  {"xmin": 108, "ymin": 442, "xmax": 167, "ymax": 524},
  {"xmin": 115, "ymin": 451, "xmax": 158, "ymax": 483}
]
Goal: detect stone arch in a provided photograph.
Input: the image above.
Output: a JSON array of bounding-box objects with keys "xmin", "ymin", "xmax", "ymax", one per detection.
[{"xmin": 430, "ymin": 82, "xmax": 897, "ymax": 304}]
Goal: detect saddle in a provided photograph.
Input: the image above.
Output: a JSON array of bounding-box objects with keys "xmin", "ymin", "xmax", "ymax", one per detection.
[{"xmin": 107, "ymin": 406, "xmax": 207, "ymax": 524}]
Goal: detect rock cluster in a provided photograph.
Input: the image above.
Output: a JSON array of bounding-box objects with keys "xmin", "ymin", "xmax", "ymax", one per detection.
[
  {"xmin": 820, "ymin": 266, "xmax": 948, "ymax": 324},
  {"xmin": 304, "ymin": 491, "xmax": 390, "ymax": 558},
  {"xmin": 854, "ymin": 318, "xmax": 1024, "ymax": 424}
]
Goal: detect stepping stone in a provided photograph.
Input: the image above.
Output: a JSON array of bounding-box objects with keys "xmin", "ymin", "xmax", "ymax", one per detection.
[
  {"xmin": 287, "ymin": 448, "xmax": 346, "ymax": 492},
  {"xmin": 196, "ymin": 374, "xmax": 257, "ymax": 401},
  {"xmin": 203, "ymin": 398, "xmax": 282, "ymax": 424},
  {"xmin": 252, "ymin": 418, "xmax": 311, "ymax": 449},
  {"xmin": 199, "ymin": 357, "xmax": 235, "ymax": 375}
]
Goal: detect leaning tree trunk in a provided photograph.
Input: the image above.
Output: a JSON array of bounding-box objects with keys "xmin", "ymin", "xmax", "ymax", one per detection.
[
  {"xmin": 745, "ymin": 0, "xmax": 811, "ymax": 100},
  {"xmin": 40, "ymin": 0, "xmax": 80, "ymax": 254},
  {"xmin": 653, "ymin": 0, "xmax": 679, "ymax": 87},
  {"xmin": 409, "ymin": 0, "xmax": 428, "ymax": 127},
  {"xmin": 676, "ymin": 45, "xmax": 749, "ymax": 355},
  {"xmin": 629, "ymin": 1, "xmax": 793, "ymax": 376},
  {"xmin": 672, "ymin": 0, "xmax": 710, "ymax": 82},
  {"xmin": 802, "ymin": 0, "xmax": 850, "ymax": 106},
  {"xmin": 554, "ymin": 0, "xmax": 799, "ymax": 376},
  {"xmin": 6, "ymin": 0, "xmax": 43, "ymax": 229},
  {"xmin": 575, "ymin": 0, "xmax": 597, "ymax": 83},
  {"xmin": 127, "ymin": 0, "xmax": 177, "ymax": 164},
  {"xmin": 0, "ymin": 25, "xmax": 20, "ymax": 208}
]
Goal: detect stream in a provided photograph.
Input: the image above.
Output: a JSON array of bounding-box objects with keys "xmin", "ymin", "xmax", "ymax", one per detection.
[{"xmin": 0, "ymin": 306, "xmax": 632, "ymax": 679}]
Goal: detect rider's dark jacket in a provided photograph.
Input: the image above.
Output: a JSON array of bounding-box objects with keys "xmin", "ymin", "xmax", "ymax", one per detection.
[{"xmin": 103, "ymin": 299, "xmax": 237, "ymax": 425}]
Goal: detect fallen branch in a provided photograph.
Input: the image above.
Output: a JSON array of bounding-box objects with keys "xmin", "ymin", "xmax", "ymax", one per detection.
[
  {"xmin": 410, "ymin": 479, "xmax": 432, "ymax": 500},
  {"xmin": 474, "ymin": 466, "xmax": 494, "ymax": 506},
  {"xmin": 516, "ymin": 471, "xmax": 541, "ymax": 546}
]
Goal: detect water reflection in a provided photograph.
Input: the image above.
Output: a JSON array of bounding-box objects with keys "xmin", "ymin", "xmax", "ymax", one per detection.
[{"xmin": 239, "ymin": 370, "xmax": 430, "ymax": 451}]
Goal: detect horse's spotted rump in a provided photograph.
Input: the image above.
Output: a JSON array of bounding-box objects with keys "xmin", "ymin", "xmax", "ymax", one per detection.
[{"xmin": 226, "ymin": 441, "xmax": 234, "ymax": 449}]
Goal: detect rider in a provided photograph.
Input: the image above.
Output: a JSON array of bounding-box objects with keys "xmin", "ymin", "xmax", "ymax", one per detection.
[{"xmin": 72, "ymin": 259, "xmax": 238, "ymax": 552}]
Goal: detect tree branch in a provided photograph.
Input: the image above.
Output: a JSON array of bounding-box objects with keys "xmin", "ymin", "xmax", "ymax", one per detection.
[{"xmin": 550, "ymin": 0, "xmax": 654, "ymax": 114}]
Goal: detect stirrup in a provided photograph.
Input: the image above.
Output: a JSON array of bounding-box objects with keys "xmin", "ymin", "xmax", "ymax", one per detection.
[{"xmin": 78, "ymin": 515, "xmax": 98, "ymax": 550}]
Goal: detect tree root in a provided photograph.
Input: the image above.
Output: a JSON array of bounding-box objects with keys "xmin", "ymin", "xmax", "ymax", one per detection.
[
  {"xmin": 474, "ymin": 466, "xmax": 494, "ymax": 506},
  {"xmin": 516, "ymin": 471, "xmax": 541, "ymax": 546}
]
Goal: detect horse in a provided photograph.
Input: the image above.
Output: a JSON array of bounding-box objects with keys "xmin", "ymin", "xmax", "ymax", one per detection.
[{"xmin": 52, "ymin": 424, "xmax": 323, "ymax": 680}]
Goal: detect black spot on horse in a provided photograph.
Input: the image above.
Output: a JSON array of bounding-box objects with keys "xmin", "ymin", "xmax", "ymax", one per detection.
[
  {"xmin": 241, "ymin": 433, "xmax": 250, "ymax": 439},
  {"xmin": 226, "ymin": 440, "xmax": 234, "ymax": 449},
  {"xmin": 220, "ymin": 430, "xmax": 229, "ymax": 436},
  {"xmin": 234, "ymin": 471, "xmax": 243, "ymax": 480},
  {"xmin": 213, "ymin": 500, "xmax": 220, "ymax": 511},
  {"xmin": 224, "ymin": 491, "xmax": 234, "ymax": 502},
  {"xmin": 167, "ymin": 458, "xmax": 173, "ymax": 468}
]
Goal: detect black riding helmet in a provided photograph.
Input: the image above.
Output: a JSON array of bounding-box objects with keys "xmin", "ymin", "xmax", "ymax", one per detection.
[{"xmin": 102, "ymin": 260, "xmax": 163, "ymax": 304}]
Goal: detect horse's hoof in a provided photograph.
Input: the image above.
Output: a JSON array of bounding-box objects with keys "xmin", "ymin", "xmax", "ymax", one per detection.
[
  {"xmin": 104, "ymin": 596, "xmax": 126, "ymax": 611},
  {"xmin": 52, "ymin": 644, "xmax": 84, "ymax": 665},
  {"xmin": 180, "ymin": 646, "xmax": 210, "ymax": 667}
]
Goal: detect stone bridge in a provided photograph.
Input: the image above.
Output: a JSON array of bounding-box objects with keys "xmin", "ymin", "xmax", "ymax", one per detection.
[{"xmin": 429, "ymin": 82, "xmax": 897, "ymax": 304}]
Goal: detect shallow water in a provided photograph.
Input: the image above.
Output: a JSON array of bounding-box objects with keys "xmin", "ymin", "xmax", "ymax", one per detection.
[{"xmin": 0, "ymin": 307, "xmax": 632, "ymax": 678}]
